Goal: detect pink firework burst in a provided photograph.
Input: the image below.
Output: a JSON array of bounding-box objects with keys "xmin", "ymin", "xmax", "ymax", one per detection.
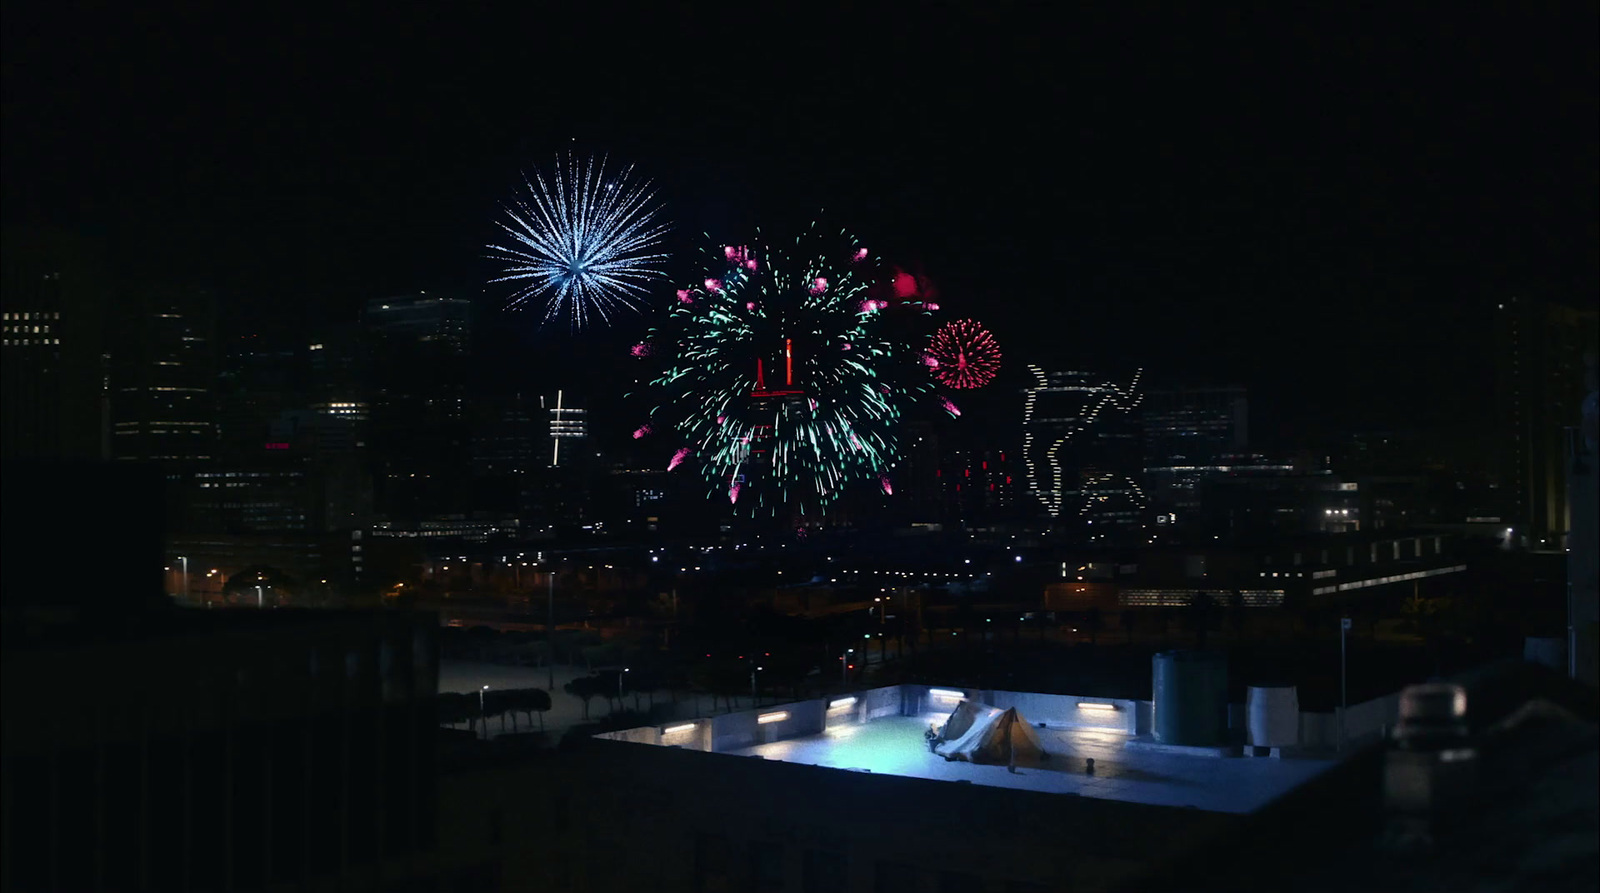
[
  {"xmin": 853, "ymin": 247, "xmax": 869, "ymax": 262},
  {"xmin": 631, "ymin": 342, "xmax": 653, "ymax": 357},
  {"xmin": 880, "ymin": 474, "xmax": 893, "ymax": 495},
  {"xmin": 668, "ymin": 447, "xmax": 692, "ymax": 471},
  {"xmin": 676, "ymin": 289, "xmax": 694, "ymax": 304},
  {"xmin": 704, "ymin": 278, "xmax": 723, "ymax": 293},
  {"xmin": 632, "ymin": 424, "xmax": 653, "ymax": 439},
  {"xmin": 940, "ymin": 396, "xmax": 962, "ymax": 417},
  {"xmin": 809, "ymin": 277, "xmax": 828, "ymax": 295},
  {"xmin": 926, "ymin": 319, "xmax": 1002, "ymax": 389}
]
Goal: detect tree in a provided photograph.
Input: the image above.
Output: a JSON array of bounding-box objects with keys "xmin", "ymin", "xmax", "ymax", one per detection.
[
  {"xmin": 563, "ymin": 676, "xmax": 607, "ymax": 720},
  {"xmin": 436, "ymin": 692, "xmax": 476, "ymax": 729},
  {"xmin": 508, "ymin": 688, "xmax": 552, "ymax": 731}
]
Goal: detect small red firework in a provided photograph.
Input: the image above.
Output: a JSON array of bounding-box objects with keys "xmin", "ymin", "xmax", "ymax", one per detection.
[{"xmin": 927, "ymin": 319, "xmax": 1001, "ymax": 389}]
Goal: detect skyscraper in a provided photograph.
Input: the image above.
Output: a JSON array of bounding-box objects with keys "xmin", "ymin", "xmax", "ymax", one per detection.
[
  {"xmin": 363, "ymin": 293, "xmax": 475, "ymax": 519},
  {"xmin": 546, "ymin": 389, "xmax": 587, "ymax": 467},
  {"xmin": 1021, "ymin": 365, "xmax": 1145, "ymax": 539},
  {"xmin": 110, "ymin": 286, "xmax": 218, "ymax": 465},
  {"xmin": 1141, "ymin": 386, "xmax": 1251, "ymax": 520},
  {"xmin": 1495, "ymin": 296, "xmax": 1598, "ymax": 548},
  {"xmin": 0, "ymin": 227, "xmax": 110, "ymax": 461}
]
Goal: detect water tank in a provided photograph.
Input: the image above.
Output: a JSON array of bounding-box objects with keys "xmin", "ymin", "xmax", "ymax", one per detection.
[
  {"xmin": 1152, "ymin": 651, "xmax": 1228, "ymax": 746},
  {"xmin": 1246, "ymin": 685, "xmax": 1300, "ymax": 747}
]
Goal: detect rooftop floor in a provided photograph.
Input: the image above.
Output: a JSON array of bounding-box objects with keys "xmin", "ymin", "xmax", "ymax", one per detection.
[{"xmin": 726, "ymin": 714, "xmax": 1338, "ymax": 814}]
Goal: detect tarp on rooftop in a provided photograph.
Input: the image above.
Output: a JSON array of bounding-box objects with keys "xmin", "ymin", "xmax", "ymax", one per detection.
[{"xmin": 935, "ymin": 700, "xmax": 1048, "ymax": 764}]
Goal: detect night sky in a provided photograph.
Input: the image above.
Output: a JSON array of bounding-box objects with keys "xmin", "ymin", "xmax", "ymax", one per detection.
[{"xmin": 4, "ymin": 4, "xmax": 1595, "ymax": 446}]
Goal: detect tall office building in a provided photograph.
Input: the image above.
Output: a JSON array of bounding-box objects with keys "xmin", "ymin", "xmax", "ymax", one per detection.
[
  {"xmin": 1495, "ymin": 296, "xmax": 1598, "ymax": 548},
  {"xmin": 1021, "ymin": 365, "xmax": 1146, "ymax": 538},
  {"xmin": 363, "ymin": 292, "xmax": 472, "ymax": 354},
  {"xmin": 1, "ymin": 228, "xmax": 110, "ymax": 461},
  {"xmin": 546, "ymin": 389, "xmax": 588, "ymax": 467},
  {"xmin": 1142, "ymin": 387, "xmax": 1248, "ymax": 463},
  {"xmin": 364, "ymin": 293, "xmax": 475, "ymax": 519},
  {"xmin": 110, "ymin": 286, "xmax": 218, "ymax": 465},
  {"xmin": 1141, "ymin": 387, "xmax": 1251, "ymax": 520}
]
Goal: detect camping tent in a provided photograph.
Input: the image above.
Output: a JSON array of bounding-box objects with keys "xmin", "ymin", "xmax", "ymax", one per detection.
[{"xmin": 935, "ymin": 700, "xmax": 1049, "ymax": 764}]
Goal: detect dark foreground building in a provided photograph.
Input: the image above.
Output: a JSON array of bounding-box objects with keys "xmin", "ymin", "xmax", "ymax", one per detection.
[{"xmin": 4, "ymin": 466, "xmax": 1593, "ymax": 891}]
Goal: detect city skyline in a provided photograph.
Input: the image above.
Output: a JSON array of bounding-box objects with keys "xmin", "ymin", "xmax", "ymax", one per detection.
[{"xmin": 3, "ymin": 6, "xmax": 1595, "ymax": 442}]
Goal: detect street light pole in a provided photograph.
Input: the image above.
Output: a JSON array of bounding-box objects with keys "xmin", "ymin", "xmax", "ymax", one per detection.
[
  {"xmin": 479, "ymin": 685, "xmax": 489, "ymax": 739},
  {"xmin": 1340, "ymin": 616, "xmax": 1351, "ymax": 749},
  {"xmin": 547, "ymin": 564, "xmax": 557, "ymax": 691},
  {"xmin": 179, "ymin": 556, "xmax": 189, "ymax": 604}
]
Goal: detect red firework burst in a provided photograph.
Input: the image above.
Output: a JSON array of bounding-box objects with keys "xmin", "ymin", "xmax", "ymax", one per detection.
[{"xmin": 926, "ymin": 319, "xmax": 1002, "ymax": 389}]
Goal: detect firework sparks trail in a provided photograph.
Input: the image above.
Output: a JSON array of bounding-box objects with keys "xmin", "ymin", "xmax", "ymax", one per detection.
[{"xmin": 487, "ymin": 153, "xmax": 669, "ymax": 329}]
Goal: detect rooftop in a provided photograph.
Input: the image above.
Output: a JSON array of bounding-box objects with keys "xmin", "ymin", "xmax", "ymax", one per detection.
[{"xmin": 726, "ymin": 713, "xmax": 1336, "ymax": 814}]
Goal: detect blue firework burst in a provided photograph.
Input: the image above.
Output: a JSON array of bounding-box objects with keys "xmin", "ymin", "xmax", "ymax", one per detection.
[{"xmin": 487, "ymin": 154, "xmax": 670, "ymax": 329}]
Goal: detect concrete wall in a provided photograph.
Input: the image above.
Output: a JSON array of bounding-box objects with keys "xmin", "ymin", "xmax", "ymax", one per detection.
[
  {"xmin": 982, "ymin": 689, "xmax": 1137, "ymax": 733},
  {"xmin": 823, "ymin": 686, "xmax": 901, "ymax": 729},
  {"xmin": 596, "ymin": 726, "xmax": 661, "ymax": 746},
  {"xmin": 658, "ymin": 719, "xmax": 712, "ymax": 752},
  {"xmin": 437, "ymin": 736, "xmax": 1239, "ymax": 892},
  {"xmin": 1340, "ymin": 692, "xmax": 1401, "ymax": 746},
  {"xmin": 908, "ymin": 684, "xmax": 978, "ymax": 717},
  {"xmin": 593, "ymin": 684, "xmax": 1405, "ymax": 756},
  {"xmin": 1283, "ymin": 692, "xmax": 1401, "ymax": 750},
  {"xmin": 711, "ymin": 699, "xmax": 825, "ymax": 751},
  {"xmin": 861, "ymin": 685, "xmax": 904, "ymax": 721}
]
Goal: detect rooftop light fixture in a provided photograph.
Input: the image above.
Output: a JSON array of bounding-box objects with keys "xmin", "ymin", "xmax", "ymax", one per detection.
[
  {"xmin": 662, "ymin": 723, "xmax": 696, "ymax": 734},
  {"xmin": 928, "ymin": 688, "xmax": 964, "ymax": 699},
  {"xmin": 757, "ymin": 711, "xmax": 789, "ymax": 724},
  {"xmin": 829, "ymin": 697, "xmax": 857, "ymax": 709},
  {"xmin": 1077, "ymin": 702, "xmax": 1119, "ymax": 712}
]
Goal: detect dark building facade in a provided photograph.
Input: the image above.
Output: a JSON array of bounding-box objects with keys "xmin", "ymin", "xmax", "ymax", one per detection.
[
  {"xmin": 364, "ymin": 294, "xmax": 476, "ymax": 521},
  {"xmin": 110, "ymin": 286, "xmax": 218, "ymax": 466},
  {"xmin": 1494, "ymin": 296, "xmax": 1598, "ymax": 548},
  {"xmin": 1, "ymin": 227, "xmax": 111, "ymax": 462},
  {"xmin": 2, "ymin": 609, "xmax": 439, "ymax": 891},
  {"xmin": 1141, "ymin": 386, "xmax": 1250, "ymax": 522}
]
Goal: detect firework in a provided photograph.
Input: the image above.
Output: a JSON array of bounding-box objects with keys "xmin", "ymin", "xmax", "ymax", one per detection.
[
  {"xmin": 926, "ymin": 319, "xmax": 1002, "ymax": 389},
  {"xmin": 634, "ymin": 224, "xmax": 938, "ymax": 515},
  {"xmin": 487, "ymin": 154, "xmax": 669, "ymax": 329}
]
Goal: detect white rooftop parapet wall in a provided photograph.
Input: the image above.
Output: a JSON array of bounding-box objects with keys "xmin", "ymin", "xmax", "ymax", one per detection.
[
  {"xmin": 711, "ymin": 699, "xmax": 825, "ymax": 752},
  {"xmin": 980, "ymin": 690, "xmax": 1138, "ymax": 734},
  {"xmin": 591, "ymin": 684, "xmax": 1407, "ymax": 756}
]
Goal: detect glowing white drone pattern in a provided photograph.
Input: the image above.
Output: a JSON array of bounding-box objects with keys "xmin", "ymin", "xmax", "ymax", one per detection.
[{"xmin": 1021, "ymin": 364, "xmax": 1144, "ymax": 518}]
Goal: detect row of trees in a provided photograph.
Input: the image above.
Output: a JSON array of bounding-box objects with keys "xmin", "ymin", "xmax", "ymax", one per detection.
[{"xmin": 437, "ymin": 687, "xmax": 552, "ymax": 735}]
